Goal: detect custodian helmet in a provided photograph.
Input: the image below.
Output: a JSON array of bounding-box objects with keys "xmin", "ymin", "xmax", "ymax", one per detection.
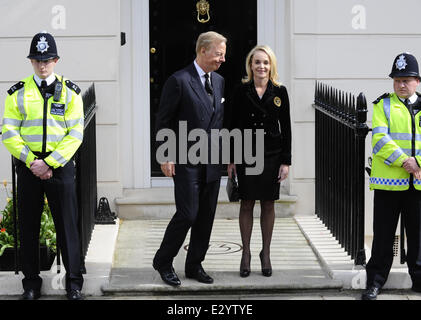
[
  {"xmin": 389, "ymin": 52, "xmax": 420, "ymax": 79},
  {"xmin": 27, "ymin": 31, "xmax": 59, "ymax": 61}
]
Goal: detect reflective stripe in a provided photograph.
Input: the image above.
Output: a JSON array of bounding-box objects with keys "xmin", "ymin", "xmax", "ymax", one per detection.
[
  {"xmin": 19, "ymin": 146, "xmax": 30, "ymax": 163},
  {"xmin": 373, "ymin": 129, "xmax": 413, "ymax": 141},
  {"xmin": 50, "ymin": 150, "xmax": 67, "ymax": 165},
  {"xmin": 372, "ymin": 127, "xmax": 389, "ymax": 135},
  {"xmin": 383, "ymin": 98, "xmax": 391, "ymax": 126},
  {"xmin": 370, "ymin": 177, "xmax": 409, "ymax": 186},
  {"xmin": 21, "ymin": 134, "xmax": 65, "ymax": 143},
  {"xmin": 20, "ymin": 118, "xmax": 83, "ymax": 129},
  {"xmin": 400, "ymin": 149, "xmax": 421, "ymax": 156},
  {"xmin": 21, "ymin": 118, "xmax": 68, "ymax": 129},
  {"xmin": 65, "ymin": 118, "xmax": 83, "ymax": 127},
  {"xmin": 388, "ymin": 133, "xmax": 421, "ymax": 142},
  {"xmin": 2, "ymin": 118, "xmax": 22, "ymax": 127},
  {"xmin": 373, "ymin": 135, "xmax": 392, "ymax": 154},
  {"xmin": 1, "ymin": 129, "xmax": 20, "ymax": 140},
  {"xmin": 17, "ymin": 88, "xmax": 25, "ymax": 118},
  {"xmin": 401, "ymin": 148, "xmax": 411, "ymax": 156},
  {"xmin": 69, "ymin": 129, "xmax": 83, "ymax": 141},
  {"xmin": 65, "ymin": 87, "xmax": 72, "ymax": 112},
  {"xmin": 390, "ymin": 132, "xmax": 412, "ymax": 140},
  {"xmin": 384, "ymin": 149, "xmax": 404, "ymax": 165}
]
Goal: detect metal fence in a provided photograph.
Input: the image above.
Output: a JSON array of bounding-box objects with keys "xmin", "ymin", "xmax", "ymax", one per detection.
[
  {"xmin": 314, "ymin": 82, "xmax": 369, "ymax": 265},
  {"xmin": 76, "ymin": 83, "xmax": 98, "ymax": 273}
]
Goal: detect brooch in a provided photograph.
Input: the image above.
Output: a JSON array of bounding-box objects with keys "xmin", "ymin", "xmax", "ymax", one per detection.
[{"xmin": 274, "ymin": 96, "xmax": 281, "ymax": 107}]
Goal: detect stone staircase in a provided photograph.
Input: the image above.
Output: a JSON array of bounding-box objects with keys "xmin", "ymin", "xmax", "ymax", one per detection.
[{"xmin": 101, "ymin": 217, "xmax": 344, "ymax": 296}]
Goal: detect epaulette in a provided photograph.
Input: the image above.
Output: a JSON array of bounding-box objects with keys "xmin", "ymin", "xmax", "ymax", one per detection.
[
  {"xmin": 7, "ymin": 81, "xmax": 24, "ymax": 95},
  {"xmin": 372, "ymin": 93, "xmax": 390, "ymax": 104},
  {"xmin": 65, "ymin": 80, "xmax": 81, "ymax": 94}
]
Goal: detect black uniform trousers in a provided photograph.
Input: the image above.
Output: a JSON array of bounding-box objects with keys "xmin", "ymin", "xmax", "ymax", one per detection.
[
  {"xmin": 366, "ymin": 188, "xmax": 421, "ymax": 288},
  {"xmin": 153, "ymin": 166, "xmax": 220, "ymax": 273},
  {"xmin": 16, "ymin": 160, "xmax": 83, "ymax": 292}
]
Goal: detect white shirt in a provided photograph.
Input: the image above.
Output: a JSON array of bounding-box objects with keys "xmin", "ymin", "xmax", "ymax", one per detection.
[
  {"xmin": 194, "ymin": 60, "xmax": 211, "ymax": 88},
  {"xmin": 398, "ymin": 93, "xmax": 418, "ymax": 104},
  {"xmin": 33, "ymin": 73, "xmax": 56, "ymax": 87}
]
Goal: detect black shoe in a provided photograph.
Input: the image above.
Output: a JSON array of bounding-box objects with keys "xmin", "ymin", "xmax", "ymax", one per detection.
[
  {"xmin": 259, "ymin": 251, "xmax": 272, "ymax": 277},
  {"xmin": 240, "ymin": 252, "xmax": 251, "ymax": 278},
  {"xmin": 20, "ymin": 289, "xmax": 41, "ymax": 300},
  {"xmin": 185, "ymin": 267, "xmax": 214, "ymax": 284},
  {"xmin": 240, "ymin": 269, "xmax": 251, "ymax": 278},
  {"xmin": 66, "ymin": 289, "xmax": 84, "ymax": 300},
  {"xmin": 157, "ymin": 267, "xmax": 181, "ymax": 286},
  {"xmin": 361, "ymin": 286, "xmax": 381, "ymax": 300},
  {"xmin": 411, "ymin": 285, "xmax": 421, "ymax": 293}
]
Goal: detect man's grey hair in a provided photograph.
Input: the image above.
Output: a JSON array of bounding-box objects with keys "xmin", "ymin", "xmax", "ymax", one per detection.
[{"xmin": 195, "ymin": 31, "xmax": 227, "ymax": 54}]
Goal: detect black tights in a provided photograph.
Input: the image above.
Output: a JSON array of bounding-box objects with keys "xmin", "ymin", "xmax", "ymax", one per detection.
[{"xmin": 239, "ymin": 199, "xmax": 274, "ymax": 270}]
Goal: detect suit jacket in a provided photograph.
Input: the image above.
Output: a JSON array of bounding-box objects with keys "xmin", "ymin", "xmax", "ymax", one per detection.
[
  {"xmin": 155, "ymin": 62, "xmax": 225, "ymax": 182},
  {"xmin": 226, "ymin": 80, "xmax": 292, "ymax": 166}
]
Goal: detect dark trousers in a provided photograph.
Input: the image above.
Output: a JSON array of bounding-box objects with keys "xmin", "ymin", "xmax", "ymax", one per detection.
[
  {"xmin": 16, "ymin": 161, "xmax": 83, "ymax": 292},
  {"xmin": 366, "ymin": 189, "xmax": 421, "ymax": 288},
  {"xmin": 153, "ymin": 169, "xmax": 220, "ymax": 272}
]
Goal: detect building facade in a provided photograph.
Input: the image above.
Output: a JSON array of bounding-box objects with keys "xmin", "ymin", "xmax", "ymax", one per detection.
[{"xmin": 1, "ymin": 0, "xmax": 421, "ymax": 238}]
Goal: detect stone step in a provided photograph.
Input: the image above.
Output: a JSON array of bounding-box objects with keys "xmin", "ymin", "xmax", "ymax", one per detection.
[
  {"xmin": 115, "ymin": 187, "xmax": 298, "ymax": 220},
  {"xmin": 101, "ymin": 270, "xmax": 343, "ymax": 296}
]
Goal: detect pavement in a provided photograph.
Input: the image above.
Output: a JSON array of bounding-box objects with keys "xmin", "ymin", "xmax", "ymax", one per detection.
[{"xmin": 0, "ymin": 215, "xmax": 420, "ymax": 301}]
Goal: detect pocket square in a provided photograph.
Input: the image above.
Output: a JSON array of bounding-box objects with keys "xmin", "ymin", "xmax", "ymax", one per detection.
[{"xmin": 221, "ymin": 98, "xmax": 225, "ymax": 103}]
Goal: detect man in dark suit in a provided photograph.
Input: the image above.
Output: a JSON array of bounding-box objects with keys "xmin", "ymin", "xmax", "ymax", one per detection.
[{"xmin": 152, "ymin": 31, "xmax": 227, "ymax": 286}]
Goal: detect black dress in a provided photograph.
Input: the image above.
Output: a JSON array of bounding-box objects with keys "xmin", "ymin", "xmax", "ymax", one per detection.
[{"xmin": 226, "ymin": 81, "xmax": 292, "ymax": 200}]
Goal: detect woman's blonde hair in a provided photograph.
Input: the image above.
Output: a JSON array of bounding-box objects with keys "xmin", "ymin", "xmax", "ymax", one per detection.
[{"xmin": 242, "ymin": 45, "xmax": 281, "ymax": 86}]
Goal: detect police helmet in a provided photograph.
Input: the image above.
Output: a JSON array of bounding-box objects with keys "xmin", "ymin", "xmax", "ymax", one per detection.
[
  {"xmin": 389, "ymin": 52, "xmax": 420, "ymax": 79},
  {"xmin": 27, "ymin": 31, "xmax": 59, "ymax": 61}
]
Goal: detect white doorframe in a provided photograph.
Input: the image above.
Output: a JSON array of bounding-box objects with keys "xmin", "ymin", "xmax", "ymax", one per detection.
[
  {"xmin": 131, "ymin": 0, "xmax": 151, "ymax": 188},
  {"xmin": 128, "ymin": 0, "xmax": 286, "ymax": 189}
]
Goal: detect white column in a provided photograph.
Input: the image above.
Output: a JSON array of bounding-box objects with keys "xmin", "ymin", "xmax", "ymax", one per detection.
[
  {"xmin": 257, "ymin": 0, "xmax": 288, "ymax": 86},
  {"xmin": 131, "ymin": 0, "xmax": 151, "ymax": 188},
  {"xmin": 258, "ymin": 0, "xmax": 291, "ymax": 194}
]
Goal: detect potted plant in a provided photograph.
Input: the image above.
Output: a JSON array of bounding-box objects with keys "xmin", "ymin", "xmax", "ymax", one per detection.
[{"xmin": 0, "ymin": 180, "xmax": 57, "ymax": 271}]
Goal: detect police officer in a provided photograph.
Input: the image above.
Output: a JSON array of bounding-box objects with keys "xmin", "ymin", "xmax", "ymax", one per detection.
[
  {"xmin": 363, "ymin": 52, "xmax": 421, "ymax": 300},
  {"xmin": 1, "ymin": 32, "xmax": 84, "ymax": 300}
]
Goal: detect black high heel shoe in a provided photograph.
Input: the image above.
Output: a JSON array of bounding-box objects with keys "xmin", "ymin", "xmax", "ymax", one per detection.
[
  {"xmin": 259, "ymin": 251, "xmax": 272, "ymax": 277},
  {"xmin": 240, "ymin": 252, "xmax": 251, "ymax": 278}
]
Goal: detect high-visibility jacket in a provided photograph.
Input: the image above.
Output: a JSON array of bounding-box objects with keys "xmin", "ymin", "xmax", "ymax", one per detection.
[
  {"xmin": 1, "ymin": 74, "xmax": 84, "ymax": 169},
  {"xmin": 370, "ymin": 92, "xmax": 421, "ymax": 190}
]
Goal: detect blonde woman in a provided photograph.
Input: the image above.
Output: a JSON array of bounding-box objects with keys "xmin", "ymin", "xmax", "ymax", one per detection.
[{"xmin": 227, "ymin": 45, "xmax": 292, "ymax": 277}]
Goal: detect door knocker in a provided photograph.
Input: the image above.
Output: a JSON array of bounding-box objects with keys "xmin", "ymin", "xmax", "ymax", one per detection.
[{"xmin": 196, "ymin": 0, "xmax": 210, "ymax": 23}]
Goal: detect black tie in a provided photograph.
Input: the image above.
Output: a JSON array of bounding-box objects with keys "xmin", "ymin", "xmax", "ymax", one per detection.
[
  {"xmin": 405, "ymin": 98, "xmax": 410, "ymax": 106},
  {"xmin": 204, "ymin": 73, "xmax": 213, "ymax": 96},
  {"xmin": 41, "ymin": 80, "xmax": 47, "ymax": 88}
]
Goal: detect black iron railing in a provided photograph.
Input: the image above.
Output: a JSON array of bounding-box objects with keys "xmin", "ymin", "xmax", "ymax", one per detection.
[
  {"xmin": 0, "ymin": 83, "xmax": 98, "ymax": 274},
  {"xmin": 76, "ymin": 83, "xmax": 98, "ymax": 273},
  {"xmin": 314, "ymin": 82, "xmax": 369, "ymax": 265}
]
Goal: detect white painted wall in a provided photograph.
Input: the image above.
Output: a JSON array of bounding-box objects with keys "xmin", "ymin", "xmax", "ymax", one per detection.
[
  {"xmin": 0, "ymin": 0, "xmax": 122, "ymax": 211},
  {"xmin": 290, "ymin": 0, "xmax": 421, "ymax": 234}
]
